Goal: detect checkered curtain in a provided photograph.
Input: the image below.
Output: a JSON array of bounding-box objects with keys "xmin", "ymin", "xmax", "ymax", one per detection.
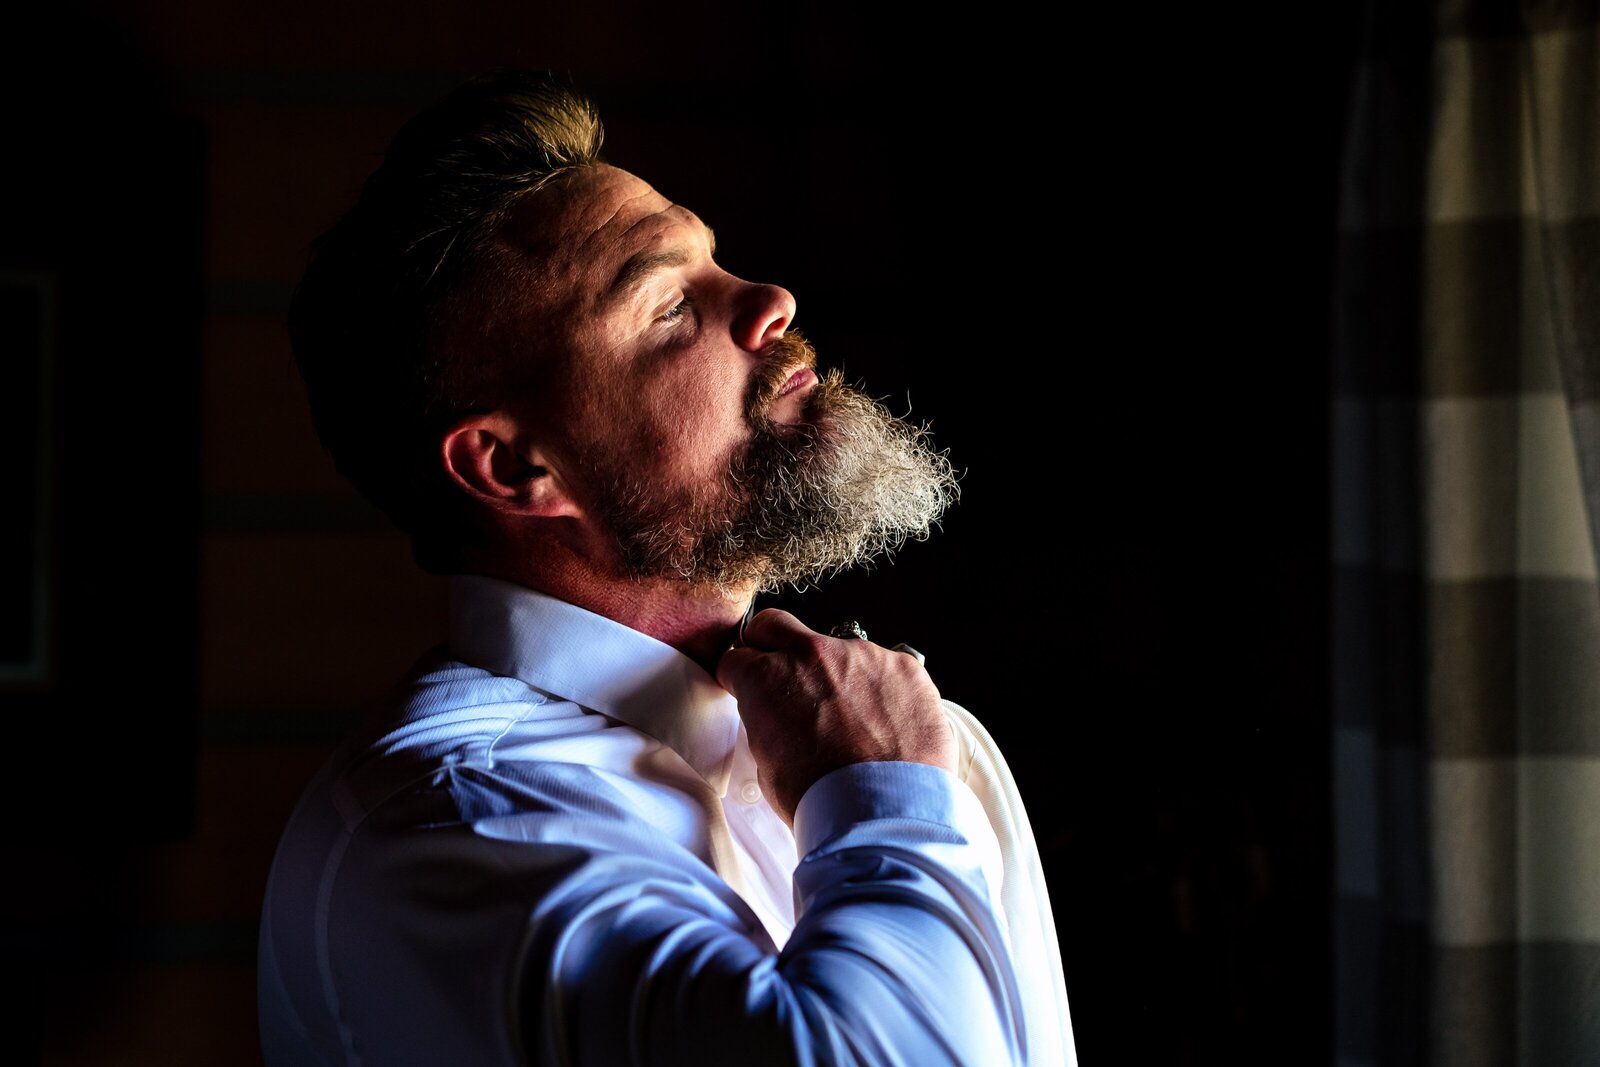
[{"xmin": 1333, "ymin": 4, "xmax": 1600, "ymax": 1067}]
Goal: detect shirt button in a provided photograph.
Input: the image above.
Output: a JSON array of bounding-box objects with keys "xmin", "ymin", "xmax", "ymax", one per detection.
[{"xmin": 738, "ymin": 780, "xmax": 761, "ymax": 805}]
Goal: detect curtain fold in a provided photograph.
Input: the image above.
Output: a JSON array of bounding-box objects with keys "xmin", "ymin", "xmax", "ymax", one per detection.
[{"xmin": 1332, "ymin": 4, "xmax": 1600, "ymax": 1066}]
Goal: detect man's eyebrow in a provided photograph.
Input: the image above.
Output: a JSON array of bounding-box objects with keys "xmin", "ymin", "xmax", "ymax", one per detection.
[
  {"xmin": 607, "ymin": 248, "xmax": 690, "ymax": 304},
  {"xmin": 603, "ymin": 225, "xmax": 718, "ymax": 307}
]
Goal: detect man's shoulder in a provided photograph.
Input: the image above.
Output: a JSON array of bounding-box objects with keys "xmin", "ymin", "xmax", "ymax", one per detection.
[
  {"xmin": 265, "ymin": 642, "xmax": 674, "ymax": 887},
  {"xmin": 375, "ymin": 641, "xmax": 551, "ymax": 734},
  {"xmin": 331, "ymin": 643, "xmax": 644, "ymax": 808}
]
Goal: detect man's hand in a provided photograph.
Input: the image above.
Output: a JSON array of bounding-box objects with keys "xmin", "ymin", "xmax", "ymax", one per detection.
[{"xmin": 715, "ymin": 608, "xmax": 958, "ymax": 825}]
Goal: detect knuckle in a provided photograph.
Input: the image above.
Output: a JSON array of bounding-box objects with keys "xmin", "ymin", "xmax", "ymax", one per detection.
[
  {"xmin": 796, "ymin": 633, "xmax": 829, "ymax": 663},
  {"xmin": 888, "ymin": 650, "xmax": 922, "ymax": 680}
]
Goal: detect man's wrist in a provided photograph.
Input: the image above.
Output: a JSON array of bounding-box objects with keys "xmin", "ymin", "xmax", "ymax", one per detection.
[{"xmin": 791, "ymin": 759, "xmax": 994, "ymax": 858}]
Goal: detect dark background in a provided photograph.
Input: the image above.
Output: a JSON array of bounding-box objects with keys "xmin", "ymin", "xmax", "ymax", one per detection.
[{"xmin": 0, "ymin": 3, "xmax": 1360, "ymax": 1063}]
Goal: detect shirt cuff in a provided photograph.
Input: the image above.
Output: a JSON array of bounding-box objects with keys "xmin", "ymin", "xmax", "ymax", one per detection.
[{"xmin": 791, "ymin": 760, "xmax": 998, "ymax": 858}]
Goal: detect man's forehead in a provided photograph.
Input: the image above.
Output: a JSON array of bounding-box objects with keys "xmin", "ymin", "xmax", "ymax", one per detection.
[{"xmin": 503, "ymin": 164, "xmax": 707, "ymax": 267}]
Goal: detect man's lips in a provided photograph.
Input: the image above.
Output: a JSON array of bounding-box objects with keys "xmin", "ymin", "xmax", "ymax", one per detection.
[{"xmin": 775, "ymin": 367, "xmax": 817, "ymax": 399}]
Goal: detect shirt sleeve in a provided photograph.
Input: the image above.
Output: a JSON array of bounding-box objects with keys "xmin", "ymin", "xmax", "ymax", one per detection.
[
  {"xmin": 942, "ymin": 700, "xmax": 1077, "ymax": 1067},
  {"xmin": 320, "ymin": 758, "xmax": 1028, "ymax": 1067}
]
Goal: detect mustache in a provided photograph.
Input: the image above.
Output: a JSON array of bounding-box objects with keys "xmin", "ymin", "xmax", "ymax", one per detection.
[{"xmin": 745, "ymin": 331, "xmax": 819, "ymax": 422}]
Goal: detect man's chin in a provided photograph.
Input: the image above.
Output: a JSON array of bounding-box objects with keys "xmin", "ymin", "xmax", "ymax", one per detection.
[{"xmin": 604, "ymin": 368, "xmax": 957, "ymax": 594}]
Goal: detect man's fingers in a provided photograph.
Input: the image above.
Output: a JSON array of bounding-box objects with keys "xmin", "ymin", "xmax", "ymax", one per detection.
[
  {"xmin": 717, "ymin": 608, "xmax": 814, "ymax": 696},
  {"xmin": 736, "ymin": 607, "xmax": 817, "ymax": 652},
  {"xmin": 719, "ymin": 605, "xmax": 958, "ymax": 815},
  {"xmin": 715, "ymin": 645, "xmax": 762, "ymax": 694}
]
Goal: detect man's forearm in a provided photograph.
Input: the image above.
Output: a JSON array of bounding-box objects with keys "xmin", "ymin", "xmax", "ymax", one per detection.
[{"xmin": 513, "ymin": 762, "xmax": 1024, "ymax": 1066}]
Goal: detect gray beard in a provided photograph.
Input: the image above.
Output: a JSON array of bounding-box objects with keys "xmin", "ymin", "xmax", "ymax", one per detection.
[{"xmin": 584, "ymin": 362, "xmax": 959, "ymax": 594}]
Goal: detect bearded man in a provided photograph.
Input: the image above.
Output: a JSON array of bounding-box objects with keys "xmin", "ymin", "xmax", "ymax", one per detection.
[{"xmin": 257, "ymin": 70, "xmax": 1074, "ymax": 1066}]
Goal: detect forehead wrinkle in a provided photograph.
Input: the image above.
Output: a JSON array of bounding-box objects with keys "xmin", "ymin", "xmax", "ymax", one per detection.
[
  {"xmin": 583, "ymin": 189, "xmax": 667, "ymax": 253},
  {"xmin": 617, "ymin": 208, "xmax": 716, "ymax": 270},
  {"xmin": 663, "ymin": 204, "xmax": 715, "ymax": 252}
]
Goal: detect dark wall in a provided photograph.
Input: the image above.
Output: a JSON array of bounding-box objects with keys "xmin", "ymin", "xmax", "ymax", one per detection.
[{"xmin": 0, "ymin": 3, "xmax": 1357, "ymax": 1063}]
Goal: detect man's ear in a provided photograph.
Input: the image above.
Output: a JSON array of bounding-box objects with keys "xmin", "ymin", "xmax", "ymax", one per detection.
[{"xmin": 440, "ymin": 412, "xmax": 581, "ymax": 519}]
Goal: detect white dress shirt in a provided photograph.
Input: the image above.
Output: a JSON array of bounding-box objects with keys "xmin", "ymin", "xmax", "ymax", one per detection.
[{"xmin": 258, "ymin": 575, "xmax": 1074, "ymax": 1065}]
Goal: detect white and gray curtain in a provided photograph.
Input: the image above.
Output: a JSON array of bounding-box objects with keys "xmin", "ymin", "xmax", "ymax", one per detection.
[{"xmin": 1333, "ymin": 3, "xmax": 1599, "ymax": 1066}]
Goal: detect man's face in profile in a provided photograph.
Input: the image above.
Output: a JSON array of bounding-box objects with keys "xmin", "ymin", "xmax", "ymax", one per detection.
[{"xmin": 479, "ymin": 163, "xmax": 956, "ymax": 592}]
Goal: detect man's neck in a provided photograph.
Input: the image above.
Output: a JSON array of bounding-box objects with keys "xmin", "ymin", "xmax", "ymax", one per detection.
[
  {"xmin": 465, "ymin": 556, "xmax": 755, "ymax": 676},
  {"xmin": 558, "ymin": 580, "xmax": 753, "ymax": 675}
]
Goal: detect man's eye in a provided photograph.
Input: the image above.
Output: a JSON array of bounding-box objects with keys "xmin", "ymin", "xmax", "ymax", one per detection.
[{"xmin": 659, "ymin": 296, "xmax": 694, "ymax": 322}]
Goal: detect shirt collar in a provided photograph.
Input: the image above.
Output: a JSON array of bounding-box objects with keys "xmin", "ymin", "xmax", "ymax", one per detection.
[{"xmin": 447, "ymin": 574, "xmax": 743, "ymax": 797}]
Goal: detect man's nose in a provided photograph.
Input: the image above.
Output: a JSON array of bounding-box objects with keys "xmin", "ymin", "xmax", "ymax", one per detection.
[{"xmin": 732, "ymin": 282, "xmax": 797, "ymax": 353}]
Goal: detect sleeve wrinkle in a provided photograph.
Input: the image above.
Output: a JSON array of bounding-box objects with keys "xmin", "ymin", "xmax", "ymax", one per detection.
[{"xmin": 520, "ymin": 773, "xmax": 1024, "ymax": 1067}]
